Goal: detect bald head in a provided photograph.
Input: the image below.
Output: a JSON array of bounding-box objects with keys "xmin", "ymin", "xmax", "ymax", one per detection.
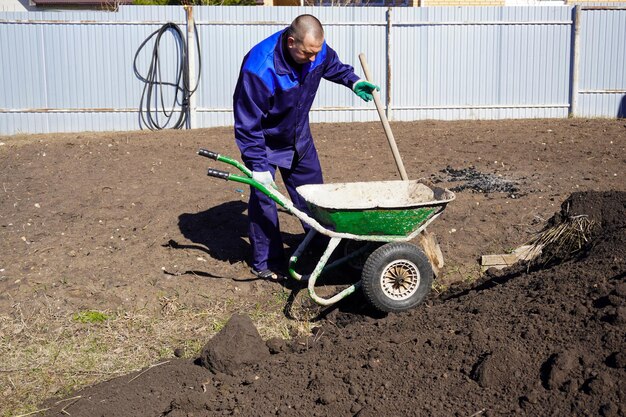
[
  {"xmin": 285, "ymin": 14, "xmax": 325, "ymax": 65},
  {"xmin": 287, "ymin": 14, "xmax": 324, "ymax": 44}
]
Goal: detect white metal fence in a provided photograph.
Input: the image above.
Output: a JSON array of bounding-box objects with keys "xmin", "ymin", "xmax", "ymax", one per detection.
[{"xmin": 0, "ymin": 5, "xmax": 624, "ymax": 135}]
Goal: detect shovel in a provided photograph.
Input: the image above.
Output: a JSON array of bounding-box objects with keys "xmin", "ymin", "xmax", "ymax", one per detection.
[{"xmin": 358, "ymin": 53, "xmax": 444, "ymax": 276}]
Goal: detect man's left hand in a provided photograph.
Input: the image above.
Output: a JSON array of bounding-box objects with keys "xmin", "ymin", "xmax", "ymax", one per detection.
[
  {"xmin": 353, "ymin": 80, "xmax": 380, "ymax": 102},
  {"xmin": 252, "ymin": 170, "xmax": 278, "ymax": 190}
]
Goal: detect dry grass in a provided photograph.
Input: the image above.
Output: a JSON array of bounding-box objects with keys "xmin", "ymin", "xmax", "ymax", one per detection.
[
  {"xmin": 527, "ymin": 214, "xmax": 595, "ymax": 265},
  {"xmin": 0, "ymin": 287, "xmax": 311, "ymax": 416}
]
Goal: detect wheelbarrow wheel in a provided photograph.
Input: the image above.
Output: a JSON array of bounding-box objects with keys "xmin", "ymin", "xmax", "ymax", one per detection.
[{"xmin": 361, "ymin": 242, "xmax": 433, "ymax": 313}]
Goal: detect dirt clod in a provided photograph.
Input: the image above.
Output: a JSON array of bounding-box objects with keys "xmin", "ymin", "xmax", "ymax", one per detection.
[
  {"xmin": 266, "ymin": 337, "xmax": 286, "ymax": 354},
  {"xmin": 472, "ymin": 346, "xmax": 530, "ymax": 389},
  {"xmin": 199, "ymin": 314, "xmax": 269, "ymax": 375},
  {"xmin": 543, "ymin": 350, "xmax": 580, "ymax": 390}
]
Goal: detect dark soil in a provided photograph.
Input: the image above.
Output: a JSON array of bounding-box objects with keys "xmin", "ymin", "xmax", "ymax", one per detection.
[
  {"xmin": 39, "ymin": 191, "xmax": 625, "ymax": 417},
  {"xmin": 1, "ymin": 118, "xmax": 625, "ymax": 415},
  {"xmin": 198, "ymin": 313, "xmax": 270, "ymax": 376}
]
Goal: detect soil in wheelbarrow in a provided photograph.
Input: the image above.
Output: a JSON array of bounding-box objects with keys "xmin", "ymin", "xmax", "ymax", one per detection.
[
  {"xmin": 39, "ymin": 190, "xmax": 626, "ymax": 416},
  {"xmin": 1, "ymin": 119, "xmax": 625, "ymax": 414}
]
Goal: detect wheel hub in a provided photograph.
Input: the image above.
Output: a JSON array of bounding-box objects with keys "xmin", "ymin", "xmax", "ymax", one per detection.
[{"xmin": 380, "ymin": 260, "xmax": 420, "ymax": 301}]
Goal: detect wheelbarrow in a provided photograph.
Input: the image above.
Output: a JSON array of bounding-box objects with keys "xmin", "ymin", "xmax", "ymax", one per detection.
[{"xmin": 198, "ymin": 149, "xmax": 455, "ymax": 313}]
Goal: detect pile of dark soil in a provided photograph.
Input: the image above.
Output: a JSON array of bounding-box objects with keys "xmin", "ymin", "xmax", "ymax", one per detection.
[
  {"xmin": 538, "ymin": 191, "xmax": 626, "ymax": 264},
  {"xmin": 41, "ymin": 191, "xmax": 625, "ymax": 417}
]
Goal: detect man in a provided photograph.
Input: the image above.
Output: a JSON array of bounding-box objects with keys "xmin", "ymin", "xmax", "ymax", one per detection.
[{"xmin": 233, "ymin": 14, "xmax": 379, "ymax": 281}]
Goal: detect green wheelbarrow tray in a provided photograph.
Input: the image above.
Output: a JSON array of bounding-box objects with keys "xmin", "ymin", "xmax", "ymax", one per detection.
[
  {"xmin": 297, "ymin": 180, "xmax": 454, "ymax": 237},
  {"xmin": 198, "ymin": 149, "xmax": 455, "ymax": 312}
]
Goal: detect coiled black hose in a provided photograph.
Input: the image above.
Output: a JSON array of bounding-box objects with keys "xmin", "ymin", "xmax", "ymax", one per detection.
[{"xmin": 133, "ymin": 22, "xmax": 201, "ymax": 130}]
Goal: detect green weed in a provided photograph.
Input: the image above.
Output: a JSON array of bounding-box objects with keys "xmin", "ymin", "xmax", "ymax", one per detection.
[{"xmin": 72, "ymin": 310, "xmax": 110, "ymax": 324}]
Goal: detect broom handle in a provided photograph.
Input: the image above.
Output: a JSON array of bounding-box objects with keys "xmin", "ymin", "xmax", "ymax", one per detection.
[{"xmin": 358, "ymin": 53, "xmax": 408, "ymax": 181}]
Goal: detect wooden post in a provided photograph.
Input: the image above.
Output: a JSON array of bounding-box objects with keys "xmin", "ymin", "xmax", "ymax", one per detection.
[
  {"xmin": 386, "ymin": 7, "xmax": 392, "ymax": 121},
  {"xmin": 570, "ymin": 5, "xmax": 581, "ymax": 117},
  {"xmin": 185, "ymin": 5, "xmax": 196, "ymax": 129}
]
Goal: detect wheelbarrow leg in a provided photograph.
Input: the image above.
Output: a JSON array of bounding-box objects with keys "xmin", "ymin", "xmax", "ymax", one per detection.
[
  {"xmin": 307, "ymin": 237, "xmax": 360, "ymax": 306},
  {"xmin": 288, "ymin": 229, "xmax": 318, "ymax": 282},
  {"xmin": 289, "ymin": 234, "xmax": 360, "ymax": 306}
]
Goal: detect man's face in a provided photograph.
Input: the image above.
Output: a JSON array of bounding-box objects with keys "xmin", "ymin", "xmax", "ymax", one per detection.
[{"xmin": 287, "ymin": 33, "xmax": 323, "ymax": 65}]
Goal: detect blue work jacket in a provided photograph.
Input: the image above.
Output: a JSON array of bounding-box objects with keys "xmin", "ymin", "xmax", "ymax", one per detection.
[{"xmin": 233, "ymin": 29, "xmax": 360, "ymax": 172}]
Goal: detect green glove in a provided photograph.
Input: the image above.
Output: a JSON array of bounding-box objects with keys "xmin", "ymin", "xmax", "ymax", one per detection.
[{"xmin": 353, "ymin": 80, "xmax": 380, "ymax": 102}]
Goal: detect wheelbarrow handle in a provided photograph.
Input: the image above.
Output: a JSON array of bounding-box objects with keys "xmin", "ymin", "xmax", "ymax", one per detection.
[
  {"xmin": 197, "ymin": 149, "xmax": 252, "ymax": 178},
  {"xmin": 205, "ymin": 167, "xmax": 290, "ymax": 209},
  {"xmin": 207, "ymin": 168, "xmax": 230, "ymax": 180},
  {"xmin": 198, "ymin": 149, "xmax": 219, "ymax": 160}
]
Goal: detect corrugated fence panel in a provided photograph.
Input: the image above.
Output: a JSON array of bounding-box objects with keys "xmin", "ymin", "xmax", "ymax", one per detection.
[
  {"xmin": 577, "ymin": 7, "xmax": 626, "ymax": 117},
  {"xmin": 0, "ymin": 7, "xmax": 186, "ymax": 134},
  {"xmin": 305, "ymin": 7, "xmax": 386, "ymax": 124},
  {"xmin": 194, "ymin": 7, "xmax": 286, "ymax": 128},
  {"xmin": 1, "ymin": 5, "xmax": 625, "ymax": 135},
  {"xmin": 391, "ymin": 6, "xmax": 572, "ymax": 121},
  {"xmin": 304, "ymin": 7, "xmax": 387, "ymax": 122},
  {"xmin": 1, "ymin": 12, "xmax": 43, "ymax": 133},
  {"xmin": 192, "ymin": 7, "xmax": 386, "ymax": 128}
]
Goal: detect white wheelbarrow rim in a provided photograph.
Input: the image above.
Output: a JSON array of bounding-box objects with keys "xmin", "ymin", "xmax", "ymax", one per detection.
[{"xmin": 379, "ymin": 259, "xmax": 421, "ymax": 301}]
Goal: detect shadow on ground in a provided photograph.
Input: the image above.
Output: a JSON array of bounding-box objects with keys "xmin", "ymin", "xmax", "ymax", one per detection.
[
  {"xmin": 175, "ymin": 202, "xmax": 401, "ymax": 321},
  {"xmin": 177, "ymin": 200, "xmax": 250, "ymax": 264}
]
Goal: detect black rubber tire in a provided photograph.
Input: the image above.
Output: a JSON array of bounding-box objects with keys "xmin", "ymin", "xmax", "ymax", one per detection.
[{"xmin": 361, "ymin": 242, "xmax": 433, "ymax": 313}]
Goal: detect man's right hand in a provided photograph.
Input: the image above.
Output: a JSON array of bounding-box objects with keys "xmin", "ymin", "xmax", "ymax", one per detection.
[{"xmin": 252, "ymin": 171, "xmax": 278, "ymax": 190}]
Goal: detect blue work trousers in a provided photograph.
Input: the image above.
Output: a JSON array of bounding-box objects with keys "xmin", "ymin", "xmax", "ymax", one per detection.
[{"xmin": 248, "ymin": 145, "xmax": 323, "ymax": 272}]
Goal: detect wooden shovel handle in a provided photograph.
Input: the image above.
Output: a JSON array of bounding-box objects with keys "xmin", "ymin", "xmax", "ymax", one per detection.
[{"xmin": 358, "ymin": 53, "xmax": 408, "ymax": 181}]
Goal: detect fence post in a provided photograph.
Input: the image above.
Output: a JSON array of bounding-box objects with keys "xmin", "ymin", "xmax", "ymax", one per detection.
[
  {"xmin": 569, "ymin": 5, "xmax": 581, "ymax": 117},
  {"xmin": 185, "ymin": 5, "xmax": 197, "ymax": 129},
  {"xmin": 386, "ymin": 7, "xmax": 392, "ymax": 121}
]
